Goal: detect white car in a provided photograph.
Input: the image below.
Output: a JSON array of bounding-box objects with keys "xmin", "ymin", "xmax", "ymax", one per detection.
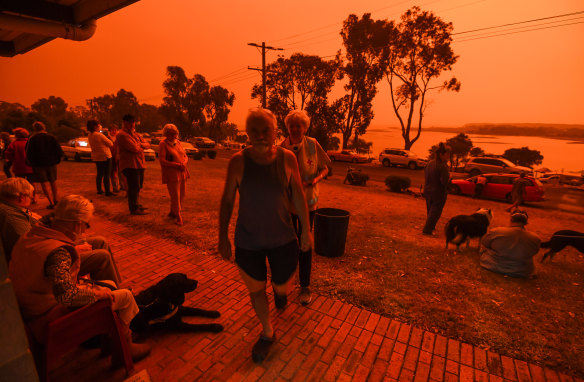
[
  {"xmin": 379, "ymin": 148, "xmax": 427, "ymax": 169},
  {"xmin": 144, "ymin": 148, "xmax": 156, "ymax": 161},
  {"xmin": 62, "ymin": 138, "xmax": 92, "ymax": 161}
]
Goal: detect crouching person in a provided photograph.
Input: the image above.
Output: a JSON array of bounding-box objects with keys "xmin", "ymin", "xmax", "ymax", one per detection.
[{"xmin": 9, "ymin": 195, "xmax": 150, "ymax": 362}]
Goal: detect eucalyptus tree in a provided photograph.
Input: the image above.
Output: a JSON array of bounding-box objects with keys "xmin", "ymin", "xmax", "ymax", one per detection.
[
  {"xmin": 335, "ymin": 13, "xmax": 391, "ymax": 149},
  {"xmin": 252, "ymin": 53, "xmax": 339, "ymax": 139},
  {"xmin": 384, "ymin": 7, "xmax": 460, "ymax": 150}
]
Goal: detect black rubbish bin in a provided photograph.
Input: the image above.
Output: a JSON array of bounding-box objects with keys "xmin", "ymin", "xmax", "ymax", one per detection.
[{"xmin": 314, "ymin": 208, "xmax": 350, "ymax": 257}]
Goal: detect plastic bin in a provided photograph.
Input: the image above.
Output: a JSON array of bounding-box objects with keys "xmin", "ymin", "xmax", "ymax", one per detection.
[{"xmin": 314, "ymin": 208, "xmax": 350, "ymax": 257}]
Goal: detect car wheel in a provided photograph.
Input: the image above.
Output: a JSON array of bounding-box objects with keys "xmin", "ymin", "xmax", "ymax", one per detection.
[
  {"xmin": 352, "ymin": 158, "xmax": 358, "ymax": 163},
  {"xmin": 448, "ymin": 184, "xmax": 461, "ymax": 195},
  {"xmin": 155, "ymin": 152, "xmax": 158, "ymax": 158},
  {"xmin": 74, "ymin": 153, "xmax": 81, "ymax": 162},
  {"xmin": 408, "ymin": 161, "xmax": 417, "ymax": 170},
  {"xmin": 505, "ymin": 193, "xmax": 513, "ymax": 202},
  {"xmin": 469, "ymin": 169, "xmax": 481, "ymax": 177},
  {"xmin": 330, "ymin": 156, "xmax": 336, "ymax": 161},
  {"xmin": 382, "ymin": 159, "xmax": 390, "ymax": 167}
]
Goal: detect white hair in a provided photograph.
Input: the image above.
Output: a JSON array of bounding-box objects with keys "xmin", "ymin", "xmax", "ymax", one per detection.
[
  {"xmin": 285, "ymin": 109, "xmax": 310, "ymax": 130},
  {"xmin": 54, "ymin": 195, "xmax": 94, "ymax": 224},
  {"xmin": 0, "ymin": 178, "xmax": 34, "ymax": 200}
]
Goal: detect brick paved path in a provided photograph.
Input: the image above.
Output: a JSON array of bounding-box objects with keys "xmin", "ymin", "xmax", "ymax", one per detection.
[{"xmin": 49, "ymin": 216, "xmax": 580, "ymax": 382}]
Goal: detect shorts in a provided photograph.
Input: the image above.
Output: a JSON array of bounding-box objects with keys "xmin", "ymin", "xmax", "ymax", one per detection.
[
  {"xmin": 235, "ymin": 240, "xmax": 299, "ymax": 284},
  {"xmin": 32, "ymin": 165, "xmax": 57, "ymax": 183}
]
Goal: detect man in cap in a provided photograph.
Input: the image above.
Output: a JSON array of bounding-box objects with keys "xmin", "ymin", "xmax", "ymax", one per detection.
[{"xmin": 480, "ymin": 210, "xmax": 541, "ymax": 278}]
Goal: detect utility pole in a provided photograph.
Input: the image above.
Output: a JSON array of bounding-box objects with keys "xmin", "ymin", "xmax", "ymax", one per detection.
[{"xmin": 248, "ymin": 42, "xmax": 283, "ymax": 108}]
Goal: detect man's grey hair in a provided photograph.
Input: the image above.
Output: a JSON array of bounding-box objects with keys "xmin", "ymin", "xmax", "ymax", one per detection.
[
  {"xmin": 54, "ymin": 195, "xmax": 95, "ymax": 224},
  {"xmin": 0, "ymin": 178, "xmax": 35, "ymax": 200}
]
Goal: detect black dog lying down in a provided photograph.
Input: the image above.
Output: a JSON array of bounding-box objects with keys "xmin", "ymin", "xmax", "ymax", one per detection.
[
  {"xmin": 130, "ymin": 273, "xmax": 224, "ymax": 335},
  {"xmin": 541, "ymin": 230, "xmax": 584, "ymax": 262}
]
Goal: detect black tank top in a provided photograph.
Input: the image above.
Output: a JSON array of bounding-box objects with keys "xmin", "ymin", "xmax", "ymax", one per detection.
[{"xmin": 234, "ymin": 147, "xmax": 297, "ymax": 250}]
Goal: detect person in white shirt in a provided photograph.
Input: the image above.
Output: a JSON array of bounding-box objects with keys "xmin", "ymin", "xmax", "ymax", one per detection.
[{"xmin": 87, "ymin": 120, "xmax": 116, "ymax": 196}]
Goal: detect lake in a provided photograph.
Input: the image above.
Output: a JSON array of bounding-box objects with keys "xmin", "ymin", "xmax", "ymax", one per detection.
[{"xmin": 360, "ymin": 127, "xmax": 584, "ymax": 174}]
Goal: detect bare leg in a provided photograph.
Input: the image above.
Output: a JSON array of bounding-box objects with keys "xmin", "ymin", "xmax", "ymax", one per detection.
[
  {"xmin": 40, "ymin": 181, "xmax": 54, "ymax": 205},
  {"xmin": 50, "ymin": 180, "xmax": 59, "ymax": 203},
  {"xmin": 239, "ymin": 268, "xmax": 273, "ymax": 338}
]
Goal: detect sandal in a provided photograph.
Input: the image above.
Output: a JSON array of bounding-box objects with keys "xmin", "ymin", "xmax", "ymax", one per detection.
[{"xmin": 251, "ymin": 334, "xmax": 275, "ymax": 363}]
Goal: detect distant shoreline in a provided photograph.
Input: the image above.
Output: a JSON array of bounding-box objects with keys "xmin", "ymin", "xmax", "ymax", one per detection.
[{"xmin": 368, "ymin": 124, "xmax": 584, "ymax": 143}]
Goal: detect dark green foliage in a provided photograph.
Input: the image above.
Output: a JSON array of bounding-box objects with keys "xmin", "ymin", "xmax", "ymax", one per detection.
[
  {"xmin": 446, "ymin": 133, "xmax": 473, "ymax": 169},
  {"xmin": 470, "ymin": 147, "xmax": 485, "ymax": 157},
  {"xmin": 207, "ymin": 149, "xmax": 217, "ymax": 159},
  {"xmin": 503, "ymin": 147, "xmax": 543, "ymax": 167},
  {"xmin": 385, "ymin": 175, "xmax": 411, "ymax": 193}
]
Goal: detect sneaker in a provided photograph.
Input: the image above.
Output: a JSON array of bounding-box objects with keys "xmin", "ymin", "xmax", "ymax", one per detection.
[
  {"xmin": 105, "ymin": 192, "xmax": 118, "ymax": 197},
  {"xmin": 130, "ymin": 209, "xmax": 149, "ymax": 215},
  {"xmin": 97, "ymin": 190, "xmax": 104, "ymax": 195},
  {"xmin": 274, "ymin": 293, "xmax": 287, "ymax": 310},
  {"xmin": 251, "ymin": 334, "xmax": 275, "ymax": 363},
  {"xmin": 299, "ymin": 287, "xmax": 312, "ymax": 306}
]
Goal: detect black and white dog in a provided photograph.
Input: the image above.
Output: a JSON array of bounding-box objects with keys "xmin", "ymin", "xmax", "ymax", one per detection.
[
  {"xmin": 130, "ymin": 273, "xmax": 224, "ymax": 335},
  {"xmin": 541, "ymin": 230, "xmax": 584, "ymax": 262},
  {"xmin": 445, "ymin": 208, "xmax": 493, "ymax": 250}
]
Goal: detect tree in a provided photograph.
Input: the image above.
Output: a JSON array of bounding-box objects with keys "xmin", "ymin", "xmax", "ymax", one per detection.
[
  {"xmin": 384, "ymin": 7, "xmax": 460, "ymax": 150},
  {"xmin": 470, "ymin": 147, "xmax": 485, "ymax": 157},
  {"xmin": 160, "ymin": 67, "xmax": 213, "ymax": 138},
  {"xmin": 336, "ymin": 14, "xmax": 390, "ymax": 148},
  {"xmin": 138, "ymin": 104, "xmax": 165, "ymax": 133},
  {"xmin": 204, "ymin": 86, "xmax": 235, "ymax": 141},
  {"xmin": 31, "ymin": 96, "xmax": 68, "ymax": 129},
  {"xmin": 446, "ymin": 133, "xmax": 473, "ymax": 169},
  {"xmin": 503, "ymin": 147, "xmax": 543, "ymax": 168},
  {"xmin": 252, "ymin": 53, "xmax": 339, "ymax": 145},
  {"xmin": 87, "ymin": 89, "xmax": 139, "ymax": 128},
  {"xmin": 347, "ymin": 137, "xmax": 373, "ymax": 154}
]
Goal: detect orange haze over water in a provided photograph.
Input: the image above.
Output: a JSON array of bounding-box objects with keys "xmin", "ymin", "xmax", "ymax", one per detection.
[{"xmin": 0, "ymin": 0, "xmax": 583, "ymax": 135}]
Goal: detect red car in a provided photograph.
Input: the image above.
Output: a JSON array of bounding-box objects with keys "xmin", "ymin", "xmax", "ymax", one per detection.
[
  {"xmin": 448, "ymin": 174, "xmax": 545, "ymax": 203},
  {"xmin": 327, "ymin": 150, "xmax": 369, "ymax": 163}
]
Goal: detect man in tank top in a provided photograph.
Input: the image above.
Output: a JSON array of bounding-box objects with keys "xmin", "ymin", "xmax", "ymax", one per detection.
[{"xmin": 219, "ymin": 108, "xmax": 312, "ymax": 363}]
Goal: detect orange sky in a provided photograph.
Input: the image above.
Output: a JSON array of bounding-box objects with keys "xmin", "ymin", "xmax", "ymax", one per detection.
[{"xmin": 0, "ymin": 0, "xmax": 583, "ymax": 128}]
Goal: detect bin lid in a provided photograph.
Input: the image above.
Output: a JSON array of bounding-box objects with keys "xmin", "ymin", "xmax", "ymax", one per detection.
[{"xmin": 315, "ymin": 208, "xmax": 350, "ymax": 218}]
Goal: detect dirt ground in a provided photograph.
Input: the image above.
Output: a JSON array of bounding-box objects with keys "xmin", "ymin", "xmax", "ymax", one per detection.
[{"xmin": 51, "ymin": 153, "xmax": 584, "ymax": 377}]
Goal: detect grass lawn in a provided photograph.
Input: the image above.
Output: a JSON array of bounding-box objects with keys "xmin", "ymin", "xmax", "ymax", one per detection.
[{"xmin": 52, "ymin": 152, "xmax": 584, "ymax": 377}]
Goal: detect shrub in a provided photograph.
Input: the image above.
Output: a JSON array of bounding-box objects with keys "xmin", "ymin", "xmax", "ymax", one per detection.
[
  {"xmin": 385, "ymin": 175, "xmax": 411, "ymax": 193},
  {"xmin": 207, "ymin": 149, "xmax": 217, "ymax": 159}
]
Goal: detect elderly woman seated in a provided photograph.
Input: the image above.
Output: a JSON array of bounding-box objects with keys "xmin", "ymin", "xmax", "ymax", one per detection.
[{"xmin": 9, "ymin": 195, "xmax": 150, "ymax": 362}]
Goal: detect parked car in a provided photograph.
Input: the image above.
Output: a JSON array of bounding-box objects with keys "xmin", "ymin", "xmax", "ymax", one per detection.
[
  {"xmin": 222, "ymin": 141, "xmax": 246, "ymax": 150},
  {"xmin": 192, "ymin": 137, "xmax": 216, "ymax": 148},
  {"xmin": 150, "ymin": 137, "xmax": 161, "ymax": 156},
  {"xmin": 143, "ymin": 148, "xmax": 155, "ymax": 161},
  {"xmin": 327, "ymin": 150, "xmax": 369, "ymax": 163},
  {"xmin": 379, "ymin": 148, "xmax": 427, "ymax": 169},
  {"xmin": 62, "ymin": 138, "xmax": 92, "ymax": 162},
  {"xmin": 464, "ymin": 157, "xmax": 532, "ymax": 177},
  {"xmin": 180, "ymin": 141, "xmax": 200, "ymax": 157},
  {"xmin": 448, "ymin": 174, "xmax": 545, "ymax": 203}
]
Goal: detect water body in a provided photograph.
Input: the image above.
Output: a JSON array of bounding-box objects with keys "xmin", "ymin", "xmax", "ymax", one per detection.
[{"xmin": 361, "ymin": 127, "xmax": 584, "ymax": 173}]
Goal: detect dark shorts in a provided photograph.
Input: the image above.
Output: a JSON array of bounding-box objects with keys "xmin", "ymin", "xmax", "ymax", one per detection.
[
  {"xmin": 32, "ymin": 165, "xmax": 57, "ymax": 183},
  {"xmin": 235, "ymin": 240, "xmax": 299, "ymax": 284}
]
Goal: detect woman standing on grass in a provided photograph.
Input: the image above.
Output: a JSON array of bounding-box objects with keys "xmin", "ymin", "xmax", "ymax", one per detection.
[
  {"xmin": 158, "ymin": 124, "xmax": 189, "ymax": 225},
  {"xmin": 422, "ymin": 143, "xmax": 451, "ymax": 236},
  {"xmin": 280, "ymin": 109, "xmax": 331, "ymax": 305}
]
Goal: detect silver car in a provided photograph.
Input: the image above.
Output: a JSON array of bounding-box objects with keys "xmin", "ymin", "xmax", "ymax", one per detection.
[{"xmin": 464, "ymin": 157, "xmax": 532, "ymax": 176}]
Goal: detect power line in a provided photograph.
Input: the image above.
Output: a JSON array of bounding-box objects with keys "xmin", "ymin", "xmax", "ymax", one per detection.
[
  {"xmin": 453, "ymin": 10, "xmax": 584, "ymax": 35},
  {"xmin": 454, "ymin": 20, "xmax": 584, "ymax": 43}
]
